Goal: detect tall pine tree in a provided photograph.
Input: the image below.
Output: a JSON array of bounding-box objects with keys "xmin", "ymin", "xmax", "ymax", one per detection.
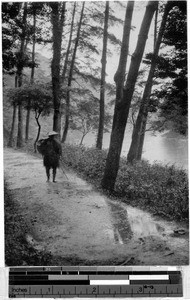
[{"xmin": 102, "ymin": 1, "xmax": 158, "ymax": 191}]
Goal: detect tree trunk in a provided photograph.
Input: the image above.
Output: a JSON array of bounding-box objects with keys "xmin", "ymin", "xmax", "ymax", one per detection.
[
  {"xmin": 50, "ymin": 2, "xmax": 66, "ymax": 139},
  {"xmin": 80, "ymin": 133, "xmax": 86, "ymax": 146},
  {"xmin": 127, "ymin": 1, "xmax": 173, "ymax": 163},
  {"xmin": 62, "ymin": 2, "xmax": 85, "ymax": 143},
  {"xmin": 96, "ymin": 1, "xmax": 109, "ymax": 149},
  {"xmin": 137, "ymin": 118, "xmax": 146, "ymax": 160},
  {"xmin": 8, "ymin": 75, "xmax": 18, "ymax": 147},
  {"xmin": 114, "ymin": 1, "xmax": 134, "ymax": 102},
  {"xmin": 25, "ymin": 9, "xmax": 36, "ymax": 142},
  {"xmin": 8, "ymin": 104, "xmax": 17, "ymax": 147},
  {"xmin": 25, "ymin": 103, "xmax": 31, "ymax": 143},
  {"xmin": 34, "ymin": 112, "xmax": 41, "ymax": 152},
  {"xmin": 16, "ymin": 2, "xmax": 27, "ymax": 148},
  {"xmin": 17, "ymin": 71, "xmax": 24, "ymax": 148},
  {"xmin": 154, "ymin": 4, "xmax": 158, "ymax": 49},
  {"xmin": 17, "ymin": 103, "xmax": 23, "ymax": 148},
  {"xmin": 61, "ymin": 2, "xmax": 76, "ymax": 84},
  {"xmin": 102, "ymin": 1, "xmax": 157, "ymax": 191}
]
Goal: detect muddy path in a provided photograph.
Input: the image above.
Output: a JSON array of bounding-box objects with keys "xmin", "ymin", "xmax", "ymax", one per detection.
[{"xmin": 4, "ymin": 148, "xmax": 189, "ymax": 265}]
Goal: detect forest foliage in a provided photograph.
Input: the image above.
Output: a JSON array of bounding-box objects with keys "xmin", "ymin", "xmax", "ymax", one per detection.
[{"xmin": 2, "ymin": 1, "xmax": 187, "ymax": 191}]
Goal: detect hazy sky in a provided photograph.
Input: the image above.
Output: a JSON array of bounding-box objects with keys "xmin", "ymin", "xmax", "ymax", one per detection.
[{"xmin": 36, "ymin": 1, "xmax": 156, "ymax": 84}]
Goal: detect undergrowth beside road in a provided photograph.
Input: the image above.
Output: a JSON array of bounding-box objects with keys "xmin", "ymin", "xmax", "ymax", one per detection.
[
  {"xmin": 4, "ymin": 182, "xmax": 52, "ymax": 266},
  {"xmin": 61, "ymin": 144, "xmax": 189, "ymax": 223}
]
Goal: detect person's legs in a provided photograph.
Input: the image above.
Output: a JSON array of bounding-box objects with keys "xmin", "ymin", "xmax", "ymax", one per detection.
[
  {"xmin": 46, "ymin": 167, "xmax": 50, "ymax": 182},
  {"xmin": 53, "ymin": 167, "xmax": 57, "ymax": 182}
]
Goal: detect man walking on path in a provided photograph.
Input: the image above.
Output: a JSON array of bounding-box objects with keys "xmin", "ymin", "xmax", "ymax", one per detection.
[{"xmin": 38, "ymin": 131, "xmax": 62, "ymax": 182}]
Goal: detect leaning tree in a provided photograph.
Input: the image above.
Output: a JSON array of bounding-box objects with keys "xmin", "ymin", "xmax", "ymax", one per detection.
[
  {"xmin": 102, "ymin": 1, "xmax": 158, "ymax": 191},
  {"xmin": 127, "ymin": 1, "xmax": 175, "ymax": 163}
]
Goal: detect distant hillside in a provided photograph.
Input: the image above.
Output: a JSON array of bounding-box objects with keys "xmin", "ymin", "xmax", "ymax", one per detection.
[{"xmin": 3, "ymin": 51, "xmax": 51, "ymax": 88}]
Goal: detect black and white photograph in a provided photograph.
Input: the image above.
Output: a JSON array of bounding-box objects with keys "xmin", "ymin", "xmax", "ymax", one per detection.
[{"xmin": 2, "ymin": 0, "xmax": 188, "ymax": 268}]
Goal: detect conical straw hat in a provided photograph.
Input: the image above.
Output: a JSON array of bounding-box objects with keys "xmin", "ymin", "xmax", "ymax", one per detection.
[{"xmin": 48, "ymin": 131, "xmax": 59, "ymax": 136}]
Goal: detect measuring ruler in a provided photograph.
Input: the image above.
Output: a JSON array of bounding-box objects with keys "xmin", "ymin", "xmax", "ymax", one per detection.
[{"xmin": 9, "ymin": 267, "xmax": 183, "ymax": 298}]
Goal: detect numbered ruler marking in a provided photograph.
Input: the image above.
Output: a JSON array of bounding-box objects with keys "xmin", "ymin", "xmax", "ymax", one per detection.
[{"xmin": 9, "ymin": 284, "xmax": 183, "ymax": 298}]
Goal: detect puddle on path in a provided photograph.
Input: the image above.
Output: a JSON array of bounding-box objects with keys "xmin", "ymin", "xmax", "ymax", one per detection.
[
  {"xmin": 106, "ymin": 199, "xmax": 187, "ymax": 246},
  {"xmin": 106, "ymin": 200, "xmax": 133, "ymax": 244}
]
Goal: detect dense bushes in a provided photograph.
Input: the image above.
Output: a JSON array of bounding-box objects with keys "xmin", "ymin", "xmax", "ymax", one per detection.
[
  {"xmin": 62, "ymin": 144, "xmax": 188, "ymax": 222},
  {"xmin": 62, "ymin": 144, "xmax": 107, "ymax": 181},
  {"xmin": 115, "ymin": 160, "xmax": 188, "ymax": 221}
]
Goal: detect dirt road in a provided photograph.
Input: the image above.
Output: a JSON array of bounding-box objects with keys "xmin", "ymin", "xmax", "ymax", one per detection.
[{"xmin": 4, "ymin": 148, "xmax": 189, "ymax": 265}]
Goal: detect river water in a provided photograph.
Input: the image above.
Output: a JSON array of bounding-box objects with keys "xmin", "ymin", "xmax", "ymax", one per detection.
[
  {"xmin": 121, "ymin": 131, "xmax": 188, "ymax": 171},
  {"xmin": 68, "ymin": 129, "xmax": 188, "ymax": 171}
]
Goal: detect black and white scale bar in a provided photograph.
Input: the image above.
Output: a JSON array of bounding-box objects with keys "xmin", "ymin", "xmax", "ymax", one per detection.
[
  {"xmin": 9, "ymin": 284, "xmax": 183, "ymax": 298},
  {"xmin": 10, "ymin": 273, "xmax": 181, "ymax": 285},
  {"xmin": 10, "ymin": 281, "xmax": 90, "ymax": 286}
]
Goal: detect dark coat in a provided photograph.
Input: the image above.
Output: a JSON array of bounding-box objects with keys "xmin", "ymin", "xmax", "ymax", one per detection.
[{"xmin": 42, "ymin": 138, "xmax": 62, "ymax": 169}]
